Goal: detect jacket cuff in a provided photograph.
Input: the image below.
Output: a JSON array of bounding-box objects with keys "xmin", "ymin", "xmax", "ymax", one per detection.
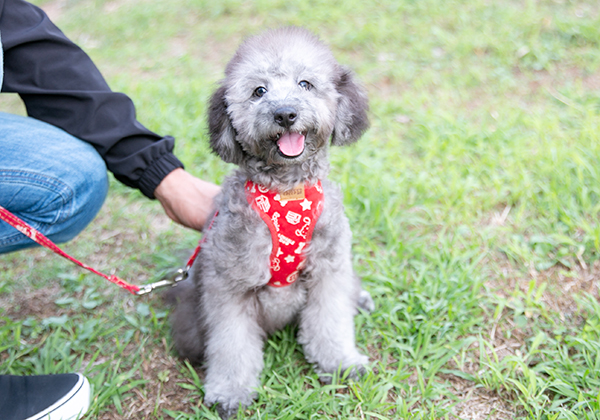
[{"xmin": 137, "ymin": 153, "xmax": 184, "ymax": 199}]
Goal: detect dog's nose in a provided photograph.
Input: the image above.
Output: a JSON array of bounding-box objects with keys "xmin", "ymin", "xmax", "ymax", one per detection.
[{"xmin": 274, "ymin": 107, "xmax": 297, "ymax": 128}]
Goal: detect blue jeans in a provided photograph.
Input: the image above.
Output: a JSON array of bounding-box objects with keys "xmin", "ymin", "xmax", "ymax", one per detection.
[{"xmin": 0, "ymin": 112, "xmax": 109, "ymax": 253}]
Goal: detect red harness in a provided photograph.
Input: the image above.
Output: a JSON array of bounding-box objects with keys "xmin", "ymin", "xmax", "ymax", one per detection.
[{"xmin": 245, "ymin": 180, "xmax": 324, "ymax": 287}]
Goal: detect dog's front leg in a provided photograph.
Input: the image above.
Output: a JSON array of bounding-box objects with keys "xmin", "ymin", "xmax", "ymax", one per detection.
[
  {"xmin": 297, "ymin": 265, "xmax": 368, "ymax": 383},
  {"xmin": 202, "ymin": 294, "xmax": 265, "ymax": 419}
]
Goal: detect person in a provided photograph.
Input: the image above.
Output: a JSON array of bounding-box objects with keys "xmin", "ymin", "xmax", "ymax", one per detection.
[{"xmin": 0, "ymin": 0, "xmax": 220, "ymax": 418}]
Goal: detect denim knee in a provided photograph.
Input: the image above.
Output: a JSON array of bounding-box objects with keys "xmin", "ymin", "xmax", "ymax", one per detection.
[
  {"xmin": 47, "ymin": 155, "xmax": 109, "ymax": 244},
  {"xmin": 0, "ymin": 113, "xmax": 109, "ymax": 254}
]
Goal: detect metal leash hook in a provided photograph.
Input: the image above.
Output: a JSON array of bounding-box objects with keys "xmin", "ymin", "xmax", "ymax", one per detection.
[
  {"xmin": 135, "ymin": 265, "xmax": 190, "ymax": 295},
  {"xmin": 134, "ymin": 214, "xmax": 212, "ymax": 295},
  {"xmin": 135, "ymin": 211, "xmax": 219, "ymax": 296},
  {"xmin": 136, "ymin": 233, "xmax": 208, "ymax": 295}
]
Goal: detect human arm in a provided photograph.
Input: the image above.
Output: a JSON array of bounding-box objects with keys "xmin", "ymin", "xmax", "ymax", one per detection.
[{"xmin": 0, "ymin": 0, "xmax": 181, "ymax": 199}]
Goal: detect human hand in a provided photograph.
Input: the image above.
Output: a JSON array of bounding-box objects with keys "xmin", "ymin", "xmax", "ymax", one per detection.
[{"xmin": 154, "ymin": 168, "xmax": 221, "ymax": 231}]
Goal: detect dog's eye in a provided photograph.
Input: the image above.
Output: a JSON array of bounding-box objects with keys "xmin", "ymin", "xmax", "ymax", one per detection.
[
  {"xmin": 253, "ymin": 87, "xmax": 267, "ymax": 98},
  {"xmin": 298, "ymin": 80, "xmax": 312, "ymax": 90}
]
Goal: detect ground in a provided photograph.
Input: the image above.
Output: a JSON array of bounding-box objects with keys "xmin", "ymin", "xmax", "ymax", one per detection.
[{"xmin": 1, "ymin": 0, "xmax": 600, "ymax": 419}]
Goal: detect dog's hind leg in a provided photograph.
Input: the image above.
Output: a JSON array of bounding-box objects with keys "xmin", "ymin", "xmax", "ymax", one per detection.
[
  {"xmin": 165, "ymin": 278, "xmax": 205, "ymax": 364},
  {"xmin": 201, "ymin": 294, "xmax": 266, "ymax": 419}
]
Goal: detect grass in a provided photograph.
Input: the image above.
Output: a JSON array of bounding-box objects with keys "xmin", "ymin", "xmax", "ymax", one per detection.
[{"xmin": 1, "ymin": 0, "xmax": 600, "ymax": 418}]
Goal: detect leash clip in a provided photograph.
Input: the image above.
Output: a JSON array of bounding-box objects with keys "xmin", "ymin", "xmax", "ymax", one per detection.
[
  {"xmin": 135, "ymin": 266, "xmax": 190, "ymax": 296},
  {"xmin": 136, "ymin": 214, "xmax": 215, "ymax": 295}
]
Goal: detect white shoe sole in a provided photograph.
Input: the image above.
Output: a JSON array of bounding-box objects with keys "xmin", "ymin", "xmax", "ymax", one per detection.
[{"xmin": 26, "ymin": 373, "xmax": 91, "ymax": 420}]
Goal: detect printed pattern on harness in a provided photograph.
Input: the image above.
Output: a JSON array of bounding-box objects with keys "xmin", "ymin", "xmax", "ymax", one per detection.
[{"xmin": 245, "ymin": 180, "xmax": 324, "ymax": 287}]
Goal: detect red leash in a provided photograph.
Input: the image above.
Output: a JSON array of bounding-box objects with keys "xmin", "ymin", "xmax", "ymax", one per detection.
[{"xmin": 0, "ymin": 205, "xmax": 210, "ymax": 295}]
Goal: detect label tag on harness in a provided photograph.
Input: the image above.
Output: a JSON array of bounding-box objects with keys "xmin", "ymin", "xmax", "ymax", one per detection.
[{"xmin": 280, "ymin": 184, "xmax": 305, "ymax": 201}]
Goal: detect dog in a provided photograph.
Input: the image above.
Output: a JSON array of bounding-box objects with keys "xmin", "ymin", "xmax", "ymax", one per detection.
[{"xmin": 168, "ymin": 26, "xmax": 373, "ymax": 419}]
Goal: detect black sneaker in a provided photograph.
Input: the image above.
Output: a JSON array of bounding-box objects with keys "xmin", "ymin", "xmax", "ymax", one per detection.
[{"xmin": 0, "ymin": 373, "xmax": 90, "ymax": 420}]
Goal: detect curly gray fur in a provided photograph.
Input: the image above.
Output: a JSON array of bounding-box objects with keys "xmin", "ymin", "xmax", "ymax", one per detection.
[{"xmin": 168, "ymin": 26, "xmax": 373, "ymax": 419}]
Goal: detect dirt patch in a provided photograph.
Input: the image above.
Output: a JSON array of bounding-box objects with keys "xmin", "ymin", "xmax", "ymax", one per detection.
[
  {"xmin": 444, "ymin": 373, "xmax": 517, "ymax": 420},
  {"xmin": 478, "ymin": 201, "xmax": 598, "ymax": 318},
  {"xmin": 482, "ymin": 248, "xmax": 597, "ymax": 320},
  {"xmin": 0, "ymin": 283, "xmax": 64, "ymax": 319},
  {"xmin": 514, "ymin": 66, "xmax": 600, "ymax": 101},
  {"xmin": 97, "ymin": 347, "xmax": 202, "ymax": 419}
]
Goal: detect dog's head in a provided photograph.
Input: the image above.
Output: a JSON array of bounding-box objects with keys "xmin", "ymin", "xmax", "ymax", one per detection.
[{"xmin": 208, "ymin": 27, "xmax": 369, "ymax": 171}]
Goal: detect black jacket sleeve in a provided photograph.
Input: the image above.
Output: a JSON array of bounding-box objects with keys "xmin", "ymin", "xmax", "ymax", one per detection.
[{"xmin": 0, "ymin": 0, "xmax": 183, "ymax": 198}]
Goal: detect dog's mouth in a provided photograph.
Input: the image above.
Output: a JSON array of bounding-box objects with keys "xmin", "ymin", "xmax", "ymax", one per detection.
[{"xmin": 274, "ymin": 131, "xmax": 306, "ymax": 158}]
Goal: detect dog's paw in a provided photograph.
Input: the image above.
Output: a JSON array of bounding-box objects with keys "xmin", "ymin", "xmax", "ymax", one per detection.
[
  {"xmin": 316, "ymin": 353, "xmax": 369, "ymax": 384},
  {"xmin": 204, "ymin": 388, "xmax": 255, "ymax": 420},
  {"xmin": 318, "ymin": 363, "xmax": 368, "ymax": 385},
  {"xmin": 357, "ymin": 289, "xmax": 375, "ymax": 313},
  {"xmin": 205, "ymin": 396, "xmax": 243, "ymax": 420},
  {"xmin": 216, "ymin": 404, "xmax": 241, "ymax": 420}
]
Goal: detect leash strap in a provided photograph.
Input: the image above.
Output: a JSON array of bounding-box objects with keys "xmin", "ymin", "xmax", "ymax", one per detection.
[
  {"xmin": 0, "ymin": 205, "xmax": 217, "ymax": 295},
  {"xmin": 0, "ymin": 205, "xmax": 141, "ymax": 294}
]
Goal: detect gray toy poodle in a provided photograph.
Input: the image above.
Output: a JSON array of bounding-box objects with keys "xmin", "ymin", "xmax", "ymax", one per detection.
[{"xmin": 168, "ymin": 26, "xmax": 374, "ymax": 419}]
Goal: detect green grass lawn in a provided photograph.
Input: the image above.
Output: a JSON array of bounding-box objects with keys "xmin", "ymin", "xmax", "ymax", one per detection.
[{"xmin": 1, "ymin": 0, "xmax": 600, "ymax": 418}]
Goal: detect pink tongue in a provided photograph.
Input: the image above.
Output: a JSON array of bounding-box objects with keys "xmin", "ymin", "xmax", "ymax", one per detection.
[{"xmin": 277, "ymin": 132, "xmax": 305, "ymax": 157}]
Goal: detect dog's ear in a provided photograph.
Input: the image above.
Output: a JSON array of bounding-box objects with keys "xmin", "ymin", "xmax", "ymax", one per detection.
[
  {"xmin": 331, "ymin": 66, "xmax": 369, "ymax": 146},
  {"xmin": 208, "ymin": 85, "xmax": 244, "ymax": 164}
]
